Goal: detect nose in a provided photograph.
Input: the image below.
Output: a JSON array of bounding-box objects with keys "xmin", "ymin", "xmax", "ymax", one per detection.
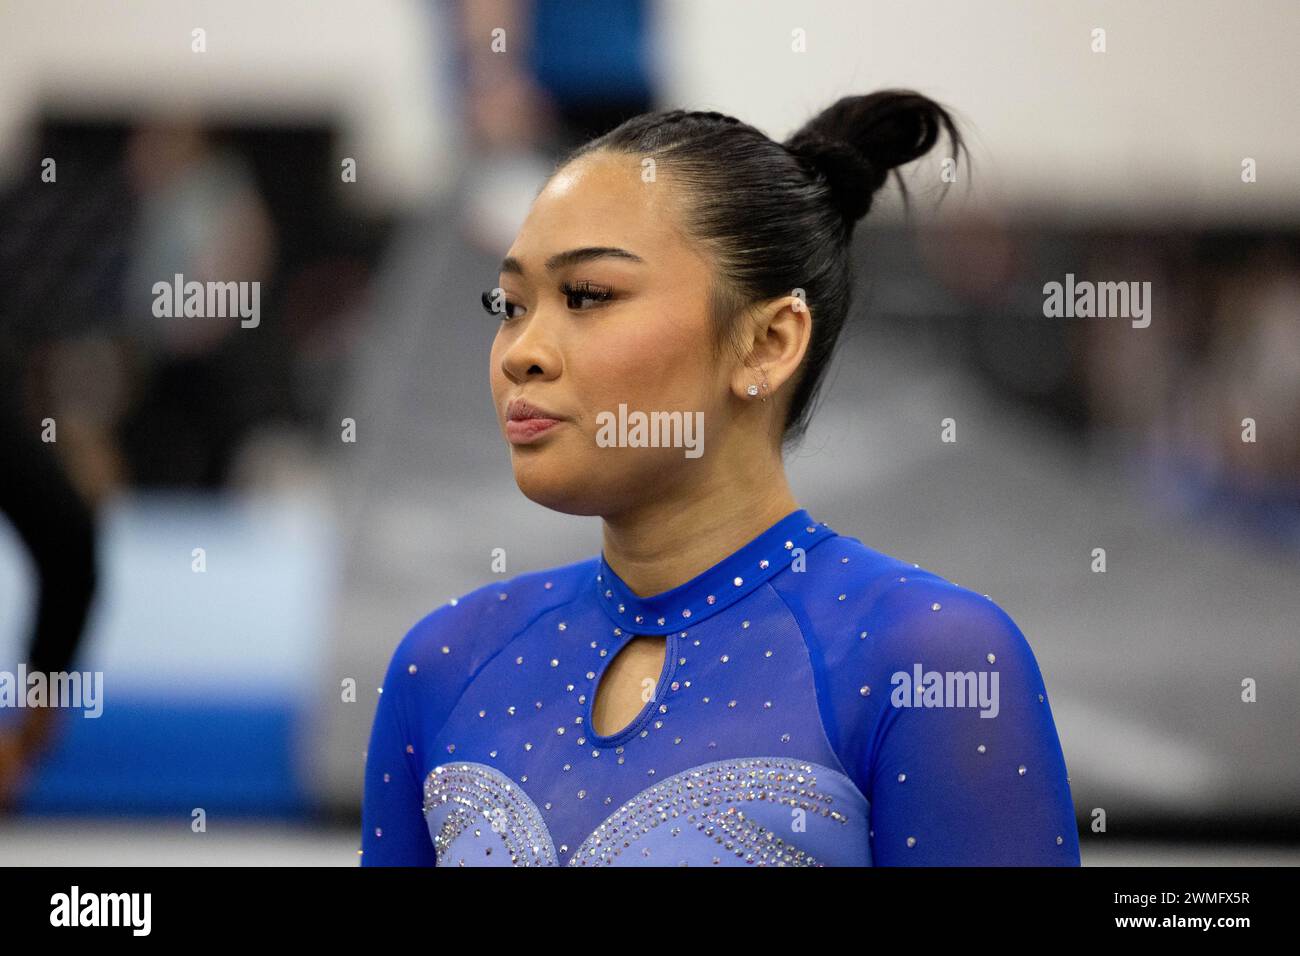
[{"xmin": 499, "ymin": 308, "xmax": 563, "ymax": 385}]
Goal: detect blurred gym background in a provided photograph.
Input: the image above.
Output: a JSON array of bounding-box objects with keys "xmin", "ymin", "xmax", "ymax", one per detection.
[{"xmin": 0, "ymin": 0, "xmax": 1297, "ymax": 865}]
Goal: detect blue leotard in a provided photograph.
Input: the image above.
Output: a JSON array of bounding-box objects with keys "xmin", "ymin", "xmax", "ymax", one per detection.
[{"xmin": 360, "ymin": 508, "xmax": 1080, "ymax": 866}]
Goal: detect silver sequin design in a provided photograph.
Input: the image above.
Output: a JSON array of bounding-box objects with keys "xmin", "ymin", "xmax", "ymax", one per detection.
[
  {"xmin": 423, "ymin": 762, "xmax": 557, "ymax": 866},
  {"xmin": 568, "ymin": 756, "xmax": 850, "ymax": 867}
]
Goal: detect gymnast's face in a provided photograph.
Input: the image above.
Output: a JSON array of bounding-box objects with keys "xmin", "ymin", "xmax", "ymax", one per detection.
[{"xmin": 489, "ymin": 150, "xmax": 735, "ymax": 517}]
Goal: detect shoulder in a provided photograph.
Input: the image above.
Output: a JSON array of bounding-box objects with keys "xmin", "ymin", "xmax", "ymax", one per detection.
[
  {"xmin": 380, "ymin": 556, "xmax": 597, "ymax": 691},
  {"xmin": 779, "ymin": 532, "xmax": 1042, "ymax": 678},
  {"xmin": 863, "ymin": 565, "xmax": 1040, "ymax": 681}
]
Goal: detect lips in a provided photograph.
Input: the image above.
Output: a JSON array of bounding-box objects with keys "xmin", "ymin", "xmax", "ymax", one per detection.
[
  {"xmin": 507, "ymin": 398, "xmax": 565, "ymax": 423},
  {"xmin": 505, "ymin": 397, "xmax": 568, "ymax": 444}
]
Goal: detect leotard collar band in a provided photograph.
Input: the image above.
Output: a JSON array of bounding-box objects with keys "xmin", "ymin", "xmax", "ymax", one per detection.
[{"xmin": 593, "ymin": 508, "xmax": 838, "ymax": 635}]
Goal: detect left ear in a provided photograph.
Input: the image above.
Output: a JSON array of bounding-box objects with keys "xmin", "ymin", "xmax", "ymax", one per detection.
[{"xmin": 728, "ymin": 292, "xmax": 813, "ymax": 401}]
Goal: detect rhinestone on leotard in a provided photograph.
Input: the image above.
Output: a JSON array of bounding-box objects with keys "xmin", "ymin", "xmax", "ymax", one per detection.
[
  {"xmin": 567, "ymin": 757, "xmax": 849, "ymax": 866},
  {"xmin": 424, "ymin": 763, "xmax": 557, "ymax": 866}
]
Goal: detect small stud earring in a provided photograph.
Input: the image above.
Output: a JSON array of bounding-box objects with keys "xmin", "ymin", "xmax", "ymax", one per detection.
[{"xmin": 746, "ymin": 384, "xmax": 759, "ymax": 397}]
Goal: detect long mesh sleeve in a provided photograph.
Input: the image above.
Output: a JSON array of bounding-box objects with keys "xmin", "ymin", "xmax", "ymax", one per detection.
[
  {"xmin": 861, "ymin": 579, "xmax": 1080, "ymax": 865},
  {"xmin": 359, "ymin": 639, "xmax": 437, "ymax": 867}
]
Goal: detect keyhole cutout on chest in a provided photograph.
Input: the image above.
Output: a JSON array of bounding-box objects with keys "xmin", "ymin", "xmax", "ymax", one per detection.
[{"xmin": 591, "ymin": 635, "xmax": 667, "ymax": 738}]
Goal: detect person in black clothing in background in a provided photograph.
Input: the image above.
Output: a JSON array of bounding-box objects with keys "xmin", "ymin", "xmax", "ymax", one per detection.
[{"xmin": 0, "ymin": 354, "xmax": 99, "ymax": 810}]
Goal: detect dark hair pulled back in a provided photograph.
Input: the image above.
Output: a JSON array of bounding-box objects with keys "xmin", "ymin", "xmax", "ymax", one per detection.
[{"xmin": 561, "ymin": 89, "xmax": 966, "ymax": 445}]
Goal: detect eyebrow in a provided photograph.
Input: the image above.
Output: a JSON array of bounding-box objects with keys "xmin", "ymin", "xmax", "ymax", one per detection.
[{"xmin": 499, "ymin": 247, "xmax": 645, "ymax": 277}]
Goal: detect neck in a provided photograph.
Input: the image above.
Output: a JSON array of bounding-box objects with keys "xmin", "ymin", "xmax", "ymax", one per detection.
[{"xmin": 600, "ymin": 454, "xmax": 800, "ymax": 598}]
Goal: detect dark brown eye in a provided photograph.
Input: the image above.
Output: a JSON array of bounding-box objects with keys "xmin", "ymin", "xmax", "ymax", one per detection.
[{"xmin": 560, "ymin": 280, "xmax": 614, "ymax": 310}]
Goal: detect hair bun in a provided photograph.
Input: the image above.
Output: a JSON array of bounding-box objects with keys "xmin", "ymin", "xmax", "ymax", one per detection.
[
  {"xmin": 785, "ymin": 134, "xmax": 883, "ymax": 225},
  {"xmin": 784, "ymin": 88, "xmax": 964, "ymax": 231}
]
